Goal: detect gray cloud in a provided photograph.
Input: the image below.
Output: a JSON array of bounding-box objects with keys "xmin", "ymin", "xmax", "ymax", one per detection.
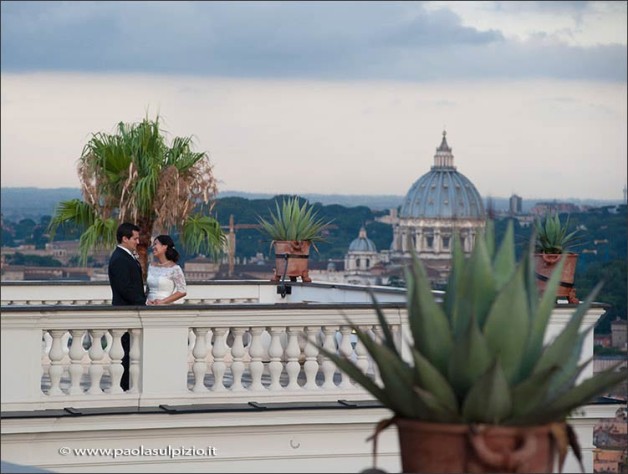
[{"xmin": 1, "ymin": 1, "xmax": 625, "ymax": 81}]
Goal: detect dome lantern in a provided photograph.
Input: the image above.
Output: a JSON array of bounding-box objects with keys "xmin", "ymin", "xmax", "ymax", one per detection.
[{"xmin": 399, "ymin": 132, "xmax": 484, "ymax": 219}]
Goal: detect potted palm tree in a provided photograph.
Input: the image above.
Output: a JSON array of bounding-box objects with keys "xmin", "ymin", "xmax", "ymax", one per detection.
[
  {"xmin": 47, "ymin": 115, "xmax": 225, "ymax": 276},
  {"xmin": 320, "ymin": 222, "xmax": 623, "ymax": 473},
  {"xmin": 534, "ymin": 213, "xmax": 582, "ymax": 304},
  {"xmin": 258, "ymin": 196, "xmax": 332, "ymax": 283}
]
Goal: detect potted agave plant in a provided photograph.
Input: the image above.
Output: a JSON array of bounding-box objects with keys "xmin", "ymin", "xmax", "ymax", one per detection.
[
  {"xmin": 321, "ymin": 222, "xmax": 623, "ymax": 473},
  {"xmin": 534, "ymin": 213, "xmax": 582, "ymax": 304},
  {"xmin": 258, "ymin": 196, "xmax": 332, "ymax": 283}
]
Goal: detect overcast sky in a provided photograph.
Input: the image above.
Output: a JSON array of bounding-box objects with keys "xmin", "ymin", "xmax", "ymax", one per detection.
[{"xmin": 1, "ymin": 1, "xmax": 626, "ymax": 201}]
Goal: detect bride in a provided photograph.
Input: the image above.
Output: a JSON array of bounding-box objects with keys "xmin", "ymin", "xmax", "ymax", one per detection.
[{"xmin": 146, "ymin": 235, "xmax": 187, "ymax": 305}]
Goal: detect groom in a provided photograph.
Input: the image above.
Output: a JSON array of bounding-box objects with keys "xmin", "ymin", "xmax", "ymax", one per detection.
[{"xmin": 108, "ymin": 222, "xmax": 146, "ymax": 391}]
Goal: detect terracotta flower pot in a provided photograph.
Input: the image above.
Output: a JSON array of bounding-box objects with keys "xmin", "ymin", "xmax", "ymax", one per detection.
[
  {"xmin": 272, "ymin": 240, "xmax": 312, "ymax": 283},
  {"xmin": 534, "ymin": 253, "xmax": 578, "ymax": 304},
  {"xmin": 395, "ymin": 419, "xmax": 561, "ymax": 473}
]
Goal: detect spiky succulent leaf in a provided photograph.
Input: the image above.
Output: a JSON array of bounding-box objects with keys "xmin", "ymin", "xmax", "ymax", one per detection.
[
  {"xmin": 508, "ymin": 366, "xmax": 561, "ymax": 422},
  {"xmin": 462, "ymin": 360, "xmax": 512, "ymax": 424},
  {"xmin": 443, "ymin": 233, "xmax": 465, "ymax": 327},
  {"xmin": 413, "ymin": 385, "xmax": 460, "ymax": 423},
  {"xmin": 483, "ymin": 262, "xmax": 529, "ymax": 384},
  {"xmin": 258, "ymin": 196, "xmax": 332, "ymax": 242},
  {"xmin": 369, "ymin": 290, "xmax": 400, "ymax": 357},
  {"xmin": 484, "ymin": 219, "xmax": 496, "ymax": 259},
  {"xmin": 318, "ymin": 344, "xmax": 393, "ymax": 408},
  {"xmin": 545, "ymin": 329, "xmax": 593, "ymax": 399},
  {"xmin": 348, "ymin": 321, "xmax": 424, "ymax": 418},
  {"xmin": 533, "ymin": 282, "xmax": 602, "ymax": 376},
  {"xmin": 524, "ymin": 233, "xmax": 540, "ymax": 316},
  {"xmin": 410, "ymin": 347, "xmax": 459, "ymax": 416},
  {"xmin": 518, "ymin": 256, "xmax": 566, "ymax": 380},
  {"xmin": 534, "ymin": 213, "xmax": 582, "ymax": 254},
  {"xmin": 447, "ymin": 316, "xmax": 491, "ymax": 400},
  {"xmin": 492, "ymin": 221, "xmax": 516, "ymax": 289},
  {"xmin": 525, "ymin": 366, "xmax": 627, "ymax": 425},
  {"xmin": 462, "ymin": 238, "xmax": 497, "ymax": 336},
  {"xmin": 405, "ymin": 253, "xmax": 452, "ymax": 375}
]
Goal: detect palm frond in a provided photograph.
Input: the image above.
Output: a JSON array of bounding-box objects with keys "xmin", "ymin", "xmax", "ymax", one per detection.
[{"xmin": 181, "ymin": 214, "xmax": 226, "ymax": 257}]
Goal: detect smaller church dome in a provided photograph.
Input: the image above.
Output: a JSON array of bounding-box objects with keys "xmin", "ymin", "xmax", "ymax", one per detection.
[{"xmin": 349, "ymin": 227, "xmax": 377, "ymax": 252}]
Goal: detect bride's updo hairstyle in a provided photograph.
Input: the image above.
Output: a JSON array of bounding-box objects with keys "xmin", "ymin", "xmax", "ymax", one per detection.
[{"xmin": 156, "ymin": 235, "xmax": 180, "ymax": 263}]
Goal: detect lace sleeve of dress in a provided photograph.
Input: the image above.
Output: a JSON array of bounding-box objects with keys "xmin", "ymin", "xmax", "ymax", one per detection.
[{"xmin": 172, "ymin": 265, "xmax": 187, "ymax": 293}]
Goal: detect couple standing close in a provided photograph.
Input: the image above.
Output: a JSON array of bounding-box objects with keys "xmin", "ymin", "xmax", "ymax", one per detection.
[{"xmin": 107, "ymin": 222, "xmax": 187, "ymax": 391}]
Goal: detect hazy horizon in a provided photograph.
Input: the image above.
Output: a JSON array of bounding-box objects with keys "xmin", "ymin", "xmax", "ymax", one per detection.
[{"xmin": 2, "ymin": 185, "xmax": 624, "ymax": 204}]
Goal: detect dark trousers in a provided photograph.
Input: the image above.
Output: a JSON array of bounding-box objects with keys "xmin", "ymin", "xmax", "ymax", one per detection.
[{"xmin": 121, "ymin": 332, "xmax": 130, "ymax": 391}]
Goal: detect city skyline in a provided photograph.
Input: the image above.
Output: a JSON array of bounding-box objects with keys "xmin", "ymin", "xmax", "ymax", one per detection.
[{"xmin": 1, "ymin": 1, "xmax": 626, "ymax": 200}]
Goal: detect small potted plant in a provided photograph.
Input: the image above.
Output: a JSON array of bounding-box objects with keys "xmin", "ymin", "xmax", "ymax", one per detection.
[
  {"xmin": 320, "ymin": 222, "xmax": 623, "ymax": 473},
  {"xmin": 534, "ymin": 213, "xmax": 582, "ymax": 304},
  {"xmin": 258, "ymin": 196, "xmax": 333, "ymax": 283}
]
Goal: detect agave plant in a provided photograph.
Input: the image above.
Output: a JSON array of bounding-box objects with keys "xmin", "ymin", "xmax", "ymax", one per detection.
[
  {"xmin": 534, "ymin": 213, "xmax": 582, "ymax": 254},
  {"xmin": 321, "ymin": 221, "xmax": 623, "ymax": 428},
  {"xmin": 258, "ymin": 196, "xmax": 332, "ymax": 243}
]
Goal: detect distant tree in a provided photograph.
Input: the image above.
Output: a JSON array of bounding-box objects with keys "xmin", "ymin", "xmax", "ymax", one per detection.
[
  {"xmin": 15, "ymin": 218, "xmax": 36, "ymax": 243},
  {"xmin": 577, "ymin": 260, "xmax": 627, "ymax": 333},
  {"xmin": 48, "ymin": 115, "xmax": 225, "ymax": 274},
  {"xmin": 6, "ymin": 253, "xmax": 63, "ymax": 267},
  {"xmin": 1, "ymin": 219, "xmax": 16, "ymax": 247},
  {"xmin": 32, "ymin": 224, "xmax": 48, "ymax": 249}
]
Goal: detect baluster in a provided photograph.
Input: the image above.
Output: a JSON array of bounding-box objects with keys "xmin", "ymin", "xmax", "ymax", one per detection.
[
  {"xmin": 205, "ymin": 329, "xmax": 214, "ymax": 365},
  {"xmin": 230, "ymin": 327, "xmax": 246, "ymax": 391},
  {"xmin": 267, "ymin": 327, "xmax": 285, "ymax": 391},
  {"xmin": 41, "ymin": 331, "xmax": 52, "ymax": 393},
  {"xmin": 188, "ymin": 329, "xmax": 196, "ymax": 367},
  {"xmin": 285, "ymin": 327, "xmax": 302, "ymax": 390},
  {"xmin": 211, "ymin": 328, "xmax": 229, "ymax": 391},
  {"xmin": 129, "ymin": 329, "xmax": 141, "ymax": 393},
  {"xmin": 68, "ymin": 330, "xmax": 86, "ymax": 395},
  {"xmin": 42, "ymin": 331, "xmax": 52, "ymax": 363},
  {"xmin": 47, "ymin": 330, "xmax": 66, "ymax": 396},
  {"xmin": 321, "ymin": 326, "xmax": 339, "ymax": 389},
  {"xmin": 355, "ymin": 325, "xmax": 370, "ymax": 377},
  {"xmin": 371, "ymin": 325, "xmax": 384, "ymax": 386},
  {"xmin": 104, "ymin": 331, "xmax": 113, "ymax": 353},
  {"xmin": 248, "ymin": 327, "xmax": 265, "ymax": 391},
  {"xmin": 192, "ymin": 327, "xmax": 210, "ymax": 392},
  {"xmin": 88, "ymin": 329, "xmax": 106, "ymax": 395},
  {"xmin": 303, "ymin": 326, "xmax": 320, "ymax": 390},
  {"xmin": 338, "ymin": 325, "xmax": 354, "ymax": 389},
  {"xmin": 108, "ymin": 329, "xmax": 126, "ymax": 394}
]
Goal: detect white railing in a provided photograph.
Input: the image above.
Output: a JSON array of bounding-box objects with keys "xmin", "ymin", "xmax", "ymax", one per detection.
[
  {"xmin": 2, "ymin": 302, "xmax": 407, "ymax": 411},
  {"xmin": 1, "ymin": 281, "xmax": 604, "ymax": 412}
]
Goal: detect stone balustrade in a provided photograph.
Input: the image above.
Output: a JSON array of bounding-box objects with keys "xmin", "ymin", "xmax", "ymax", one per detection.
[{"xmin": 2, "ymin": 301, "xmax": 407, "ymax": 411}]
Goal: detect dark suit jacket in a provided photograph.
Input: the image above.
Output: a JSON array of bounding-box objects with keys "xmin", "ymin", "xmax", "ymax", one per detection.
[{"xmin": 108, "ymin": 246, "xmax": 146, "ymax": 306}]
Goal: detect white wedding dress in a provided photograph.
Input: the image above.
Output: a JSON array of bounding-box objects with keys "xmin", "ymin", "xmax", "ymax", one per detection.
[{"xmin": 146, "ymin": 264, "xmax": 187, "ymax": 304}]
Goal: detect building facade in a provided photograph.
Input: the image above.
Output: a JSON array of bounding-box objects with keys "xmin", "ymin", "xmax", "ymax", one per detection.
[
  {"xmin": 390, "ymin": 131, "xmax": 486, "ymax": 283},
  {"xmin": 344, "ymin": 227, "xmax": 382, "ymax": 285}
]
